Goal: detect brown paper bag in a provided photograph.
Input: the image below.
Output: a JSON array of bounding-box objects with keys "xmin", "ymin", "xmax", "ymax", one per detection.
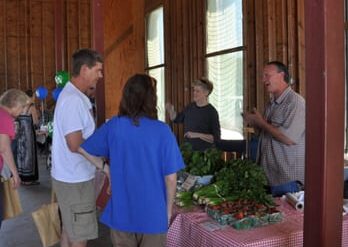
[
  {"xmin": 3, "ymin": 179, "xmax": 23, "ymax": 219},
  {"xmin": 32, "ymin": 191, "xmax": 61, "ymax": 247}
]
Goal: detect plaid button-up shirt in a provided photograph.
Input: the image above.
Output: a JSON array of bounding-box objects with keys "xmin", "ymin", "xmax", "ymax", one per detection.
[{"xmin": 258, "ymin": 87, "xmax": 305, "ymax": 186}]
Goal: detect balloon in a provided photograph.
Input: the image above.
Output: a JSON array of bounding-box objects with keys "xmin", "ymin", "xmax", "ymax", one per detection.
[
  {"xmin": 35, "ymin": 86, "xmax": 48, "ymax": 100},
  {"xmin": 55, "ymin": 71, "xmax": 70, "ymax": 88},
  {"xmin": 52, "ymin": 87, "xmax": 63, "ymax": 102},
  {"xmin": 47, "ymin": 121, "xmax": 53, "ymax": 138}
]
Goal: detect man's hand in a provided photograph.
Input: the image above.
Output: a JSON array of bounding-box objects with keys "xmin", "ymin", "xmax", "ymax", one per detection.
[{"xmin": 242, "ymin": 108, "xmax": 264, "ymax": 127}]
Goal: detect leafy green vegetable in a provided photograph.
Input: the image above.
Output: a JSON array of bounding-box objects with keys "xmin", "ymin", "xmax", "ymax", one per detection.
[
  {"xmin": 215, "ymin": 159, "xmax": 273, "ymax": 205},
  {"xmin": 180, "ymin": 143, "xmax": 224, "ymax": 176}
]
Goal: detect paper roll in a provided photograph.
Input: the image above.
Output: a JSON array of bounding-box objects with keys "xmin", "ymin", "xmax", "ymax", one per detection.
[{"xmin": 285, "ymin": 193, "xmax": 304, "ymax": 211}]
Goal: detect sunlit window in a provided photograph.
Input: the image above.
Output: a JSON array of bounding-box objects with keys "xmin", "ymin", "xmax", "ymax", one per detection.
[
  {"xmin": 145, "ymin": 6, "xmax": 165, "ymax": 121},
  {"xmin": 206, "ymin": 0, "xmax": 244, "ymax": 140}
]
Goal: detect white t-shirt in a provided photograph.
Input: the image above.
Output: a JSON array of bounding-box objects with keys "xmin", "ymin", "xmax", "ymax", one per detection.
[{"xmin": 51, "ymin": 82, "xmax": 96, "ymax": 183}]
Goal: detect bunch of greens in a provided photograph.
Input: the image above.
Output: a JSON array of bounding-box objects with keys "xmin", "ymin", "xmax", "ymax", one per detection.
[
  {"xmin": 175, "ymin": 191, "xmax": 194, "ymax": 207},
  {"xmin": 180, "ymin": 143, "xmax": 224, "ymax": 176},
  {"xmin": 215, "ymin": 159, "xmax": 273, "ymax": 205}
]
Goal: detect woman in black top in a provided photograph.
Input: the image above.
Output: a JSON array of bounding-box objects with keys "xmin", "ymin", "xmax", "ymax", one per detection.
[{"xmin": 166, "ymin": 78, "xmax": 221, "ymax": 151}]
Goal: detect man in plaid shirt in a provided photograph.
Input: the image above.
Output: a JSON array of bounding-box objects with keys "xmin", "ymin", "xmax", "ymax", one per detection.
[{"xmin": 243, "ymin": 61, "xmax": 305, "ymax": 187}]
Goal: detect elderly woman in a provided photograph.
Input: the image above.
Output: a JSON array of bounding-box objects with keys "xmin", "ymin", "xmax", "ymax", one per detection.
[
  {"xmin": 166, "ymin": 78, "xmax": 221, "ymax": 151},
  {"xmin": 0, "ymin": 89, "xmax": 29, "ymax": 227}
]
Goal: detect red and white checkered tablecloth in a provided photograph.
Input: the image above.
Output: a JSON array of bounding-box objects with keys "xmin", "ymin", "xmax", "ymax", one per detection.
[{"xmin": 167, "ymin": 199, "xmax": 348, "ymax": 247}]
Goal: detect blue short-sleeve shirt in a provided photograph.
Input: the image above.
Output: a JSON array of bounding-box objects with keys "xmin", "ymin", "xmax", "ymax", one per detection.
[{"xmin": 81, "ymin": 116, "xmax": 185, "ymax": 234}]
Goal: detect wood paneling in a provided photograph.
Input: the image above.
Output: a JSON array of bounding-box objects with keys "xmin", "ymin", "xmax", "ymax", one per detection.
[
  {"xmin": 42, "ymin": 0, "xmax": 55, "ymax": 93},
  {"xmin": 64, "ymin": 0, "xmax": 91, "ymax": 72},
  {"xmin": 0, "ymin": 0, "xmax": 91, "ymax": 110},
  {"xmin": 92, "ymin": 0, "xmax": 105, "ymax": 126},
  {"xmin": 245, "ymin": 0, "xmax": 304, "ymax": 114},
  {"xmin": 103, "ymin": 0, "xmax": 145, "ymax": 118},
  {"xmin": 0, "ymin": 0, "xmax": 305, "ymax": 133},
  {"xmin": 161, "ymin": 0, "xmax": 206, "ymax": 143},
  {"xmin": 114, "ymin": 0, "xmax": 305, "ymax": 144},
  {"xmin": 0, "ymin": 0, "xmax": 55, "ymax": 94}
]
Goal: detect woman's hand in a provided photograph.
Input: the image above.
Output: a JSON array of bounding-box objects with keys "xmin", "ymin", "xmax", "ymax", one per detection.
[
  {"xmin": 103, "ymin": 164, "xmax": 112, "ymax": 195},
  {"xmin": 11, "ymin": 174, "xmax": 21, "ymax": 189},
  {"xmin": 184, "ymin": 131, "xmax": 199, "ymax": 139},
  {"xmin": 165, "ymin": 103, "xmax": 177, "ymax": 120}
]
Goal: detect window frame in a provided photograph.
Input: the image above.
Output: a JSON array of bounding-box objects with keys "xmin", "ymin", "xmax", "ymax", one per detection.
[
  {"xmin": 204, "ymin": 0, "xmax": 245, "ymax": 140},
  {"xmin": 144, "ymin": 5, "xmax": 166, "ymax": 121}
]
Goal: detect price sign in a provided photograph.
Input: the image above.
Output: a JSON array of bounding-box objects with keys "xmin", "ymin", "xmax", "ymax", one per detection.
[{"xmin": 181, "ymin": 175, "xmax": 198, "ymax": 191}]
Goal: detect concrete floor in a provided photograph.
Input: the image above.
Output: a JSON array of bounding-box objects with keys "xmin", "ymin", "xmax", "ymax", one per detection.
[{"xmin": 0, "ymin": 154, "xmax": 112, "ymax": 247}]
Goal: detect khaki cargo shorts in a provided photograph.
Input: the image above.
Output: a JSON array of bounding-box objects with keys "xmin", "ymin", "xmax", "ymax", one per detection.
[{"xmin": 52, "ymin": 178, "xmax": 97, "ymax": 242}]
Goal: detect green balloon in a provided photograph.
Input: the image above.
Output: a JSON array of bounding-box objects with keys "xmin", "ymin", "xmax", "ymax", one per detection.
[
  {"xmin": 55, "ymin": 71, "xmax": 70, "ymax": 88},
  {"xmin": 47, "ymin": 121, "xmax": 53, "ymax": 138}
]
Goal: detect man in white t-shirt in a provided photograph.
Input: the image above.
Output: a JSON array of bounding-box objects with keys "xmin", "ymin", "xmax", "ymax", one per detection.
[{"xmin": 51, "ymin": 48, "xmax": 107, "ymax": 247}]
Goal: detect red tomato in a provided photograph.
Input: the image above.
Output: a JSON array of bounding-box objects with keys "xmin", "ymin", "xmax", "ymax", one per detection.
[{"xmin": 234, "ymin": 212, "xmax": 244, "ymax": 220}]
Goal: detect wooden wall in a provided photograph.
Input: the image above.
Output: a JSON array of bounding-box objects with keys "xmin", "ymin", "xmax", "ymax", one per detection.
[
  {"xmin": 0, "ymin": 0, "xmax": 305, "ymax": 129},
  {"xmin": 0, "ymin": 0, "xmax": 91, "ymax": 109},
  {"xmin": 0, "ymin": 0, "xmax": 55, "ymax": 93},
  {"xmin": 142, "ymin": 0, "xmax": 305, "ymax": 142},
  {"xmin": 103, "ymin": 0, "xmax": 145, "ymax": 118},
  {"xmin": 245, "ymin": 0, "xmax": 305, "ymax": 113},
  {"xmin": 64, "ymin": 0, "xmax": 91, "ymax": 72},
  {"xmin": 163, "ymin": 0, "xmax": 206, "ymax": 141}
]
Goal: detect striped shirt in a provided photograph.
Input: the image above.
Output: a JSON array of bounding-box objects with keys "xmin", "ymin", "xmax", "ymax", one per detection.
[{"xmin": 258, "ymin": 87, "xmax": 305, "ymax": 186}]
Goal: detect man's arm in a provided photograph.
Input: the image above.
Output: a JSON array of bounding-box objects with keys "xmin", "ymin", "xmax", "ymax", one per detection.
[
  {"xmin": 165, "ymin": 172, "xmax": 177, "ymax": 227},
  {"xmin": 243, "ymin": 108, "xmax": 295, "ymax": 145},
  {"xmin": 65, "ymin": 130, "xmax": 84, "ymax": 152},
  {"xmin": 78, "ymin": 147, "xmax": 110, "ymax": 180},
  {"xmin": 66, "ymin": 131, "xmax": 110, "ymax": 176},
  {"xmin": 257, "ymin": 118, "xmax": 295, "ymax": 145}
]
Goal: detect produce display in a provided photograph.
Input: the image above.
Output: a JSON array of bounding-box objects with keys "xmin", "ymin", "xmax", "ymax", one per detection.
[
  {"xmin": 206, "ymin": 200, "xmax": 282, "ymax": 230},
  {"xmin": 180, "ymin": 143, "xmax": 224, "ymax": 176},
  {"xmin": 176, "ymin": 144, "xmax": 282, "ymax": 229}
]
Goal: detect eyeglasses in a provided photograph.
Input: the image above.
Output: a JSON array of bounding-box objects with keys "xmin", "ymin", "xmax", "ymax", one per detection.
[{"xmin": 194, "ymin": 78, "xmax": 209, "ymax": 85}]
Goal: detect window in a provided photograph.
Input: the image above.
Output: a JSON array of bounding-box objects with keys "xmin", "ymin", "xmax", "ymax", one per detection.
[
  {"xmin": 205, "ymin": 0, "xmax": 244, "ymax": 140},
  {"xmin": 145, "ymin": 6, "xmax": 165, "ymax": 121}
]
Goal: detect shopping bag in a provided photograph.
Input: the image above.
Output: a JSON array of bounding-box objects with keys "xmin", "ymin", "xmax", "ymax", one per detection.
[
  {"xmin": 1, "ymin": 163, "xmax": 12, "ymax": 180},
  {"xmin": 32, "ymin": 191, "xmax": 61, "ymax": 247},
  {"xmin": 2, "ymin": 179, "xmax": 23, "ymax": 219}
]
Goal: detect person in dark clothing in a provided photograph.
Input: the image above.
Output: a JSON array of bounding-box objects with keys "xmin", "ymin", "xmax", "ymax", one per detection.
[
  {"xmin": 166, "ymin": 78, "xmax": 221, "ymax": 151},
  {"xmin": 12, "ymin": 89, "xmax": 40, "ymax": 185}
]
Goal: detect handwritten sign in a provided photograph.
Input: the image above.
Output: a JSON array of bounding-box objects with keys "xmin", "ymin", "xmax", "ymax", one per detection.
[{"xmin": 181, "ymin": 175, "xmax": 198, "ymax": 191}]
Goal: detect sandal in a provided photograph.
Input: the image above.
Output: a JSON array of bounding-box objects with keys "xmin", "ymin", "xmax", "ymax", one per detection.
[{"xmin": 21, "ymin": 181, "xmax": 40, "ymax": 186}]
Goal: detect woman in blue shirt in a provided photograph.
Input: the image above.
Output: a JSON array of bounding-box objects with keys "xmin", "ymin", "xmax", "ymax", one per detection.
[{"xmin": 79, "ymin": 74, "xmax": 185, "ymax": 247}]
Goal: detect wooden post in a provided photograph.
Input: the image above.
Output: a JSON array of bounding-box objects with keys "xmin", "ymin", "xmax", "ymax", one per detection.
[{"xmin": 304, "ymin": 0, "xmax": 344, "ymax": 246}]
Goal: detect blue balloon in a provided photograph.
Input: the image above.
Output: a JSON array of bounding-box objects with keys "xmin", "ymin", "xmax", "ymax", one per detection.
[
  {"xmin": 52, "ymin": 87, "xmax": 63, "ymax": 102},
  {"xmin": 35, "ymin": 86, "xmax": 48, "ymax": 100}
]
